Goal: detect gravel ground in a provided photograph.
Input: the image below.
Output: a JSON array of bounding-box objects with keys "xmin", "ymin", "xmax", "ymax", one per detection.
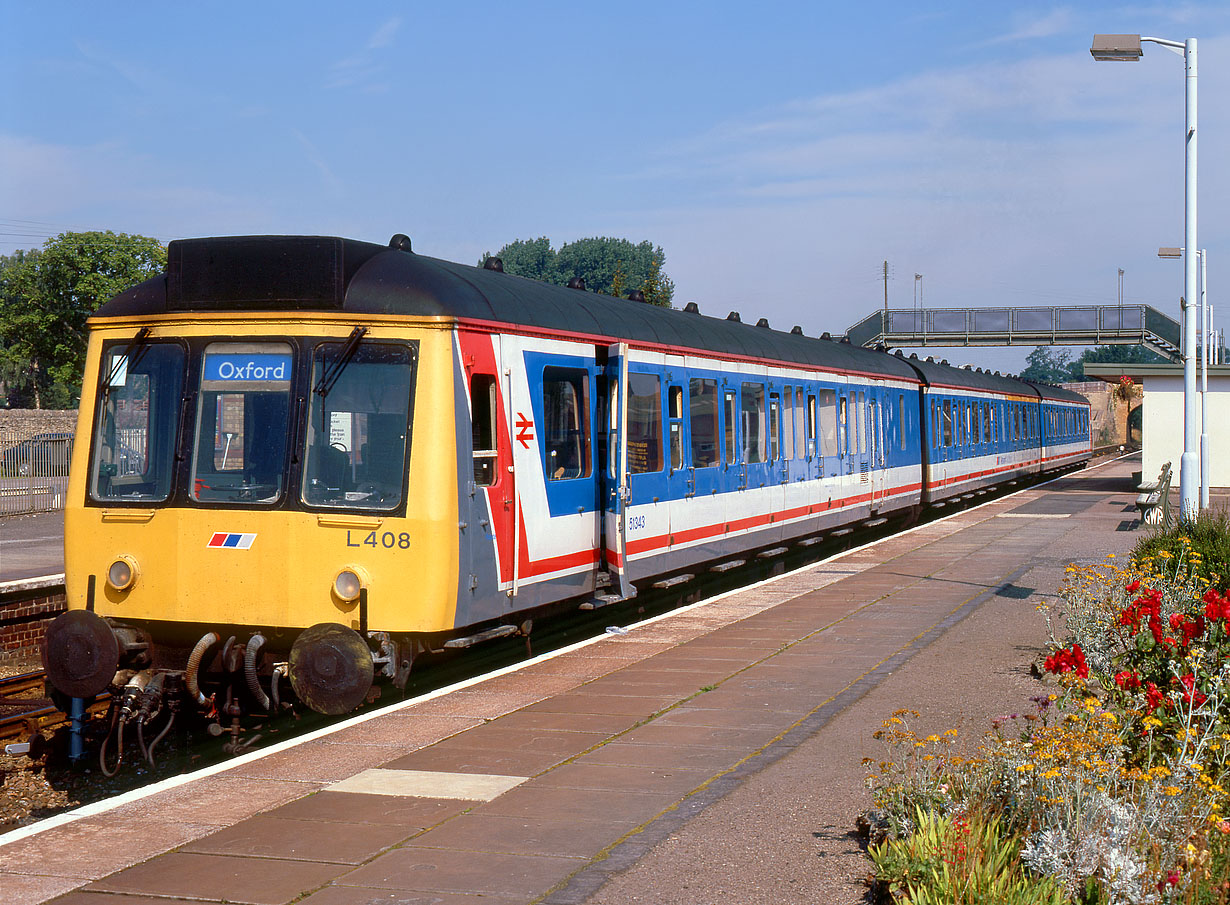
[{"xmin": 0, "ymin": 654, "xmax": 166, "ymax": 834}]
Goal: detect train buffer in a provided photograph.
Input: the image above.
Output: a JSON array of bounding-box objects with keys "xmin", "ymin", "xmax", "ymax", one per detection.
[{"xmin": 1135, "ymin": 461, "xmax": 1173, "ymax": 527}]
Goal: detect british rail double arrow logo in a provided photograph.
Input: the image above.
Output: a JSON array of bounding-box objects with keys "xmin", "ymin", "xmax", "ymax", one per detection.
[{"xmin": 515, "ymin": 413, "xmax": 534, "ymax": 449}]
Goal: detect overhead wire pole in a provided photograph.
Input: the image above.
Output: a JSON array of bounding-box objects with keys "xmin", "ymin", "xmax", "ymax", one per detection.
[{"xmin": 1091, "ymin": 33, "xmax": 1200, "ymax": 521}]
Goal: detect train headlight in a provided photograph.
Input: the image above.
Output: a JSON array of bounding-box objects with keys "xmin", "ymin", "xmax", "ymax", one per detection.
[
  {"xmin": 107, "ymin": 556, "xmax": 138, "ymax": 592},
  {"xmin": 333, "ymin": 569, "xmax": 363, "ymax": 603}
]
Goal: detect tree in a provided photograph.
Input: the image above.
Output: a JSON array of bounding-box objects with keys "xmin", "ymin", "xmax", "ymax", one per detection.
[
  {"xmin": 0, "ymin": 231, "xmax": 166, "ymax": 408},
  {"xmin": 1070, "ymin": 344, "xmax": 1164, "ymax": 379},
  {"xmin": 1019, "ymin": 346, "xmax": 1077, "ymax": 384},
  {"xmin": 479, "ymin": 236, "xmax": 675, "ymax": 307},
  {"xmin": 1018, "ymin": 343, "xmax": 1165, "ymax": 384},
  {"xmin": 480, "ymin": 237, "xmax": 558, "ymax": 284}
]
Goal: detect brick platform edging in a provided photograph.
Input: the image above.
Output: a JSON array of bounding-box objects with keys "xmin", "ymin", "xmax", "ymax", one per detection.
[{"xmin": 0, "ymin": 574, "xmax": 65, "ymax": 666}]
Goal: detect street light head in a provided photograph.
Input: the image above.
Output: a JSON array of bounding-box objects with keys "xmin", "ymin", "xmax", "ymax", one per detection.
[
  {"xmin": 1091, "ymin": 34, "xmax": 1143, "ymax": 61},
  {"xmin": 1159, "ymin": 247, "xmax": 1183, "ymax": 259}
]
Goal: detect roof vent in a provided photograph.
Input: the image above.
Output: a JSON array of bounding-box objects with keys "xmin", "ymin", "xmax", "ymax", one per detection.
[
  {"xmin": 820, "ymin": 331, "xmax": 832, "ymax": 340},
  {"xmin": 628, "ymin": 289, "xmax": 646, "ymax": 303},
  {"xmin": 567, "ymin": 277, "xmax": 586, "ymax": 291},
  {"xmin": 389, "ymin": 234, "xmax": 413, "ymax": 252},
  {"xmin": 909, "ymin": 353, "xmax": 918, "ymax": 359},
  {"xmin": 964, "ymin": 364, "xmax": 972, "ymax": 370},
  {"xmin": 483, "ymin": 256, "xmax": 504, "ymax": 272},
  {"xmin": 894, "ymin": 349, "xmax": 904, "ymax": 358},
  {"xmin": 875, "ymin": 342, "xmax": 888, "ymax": 352},
  {"xmin": 926, "ymin": 356, "xmax": 934, "ymax": 363},
  {"xmin": 684, "ymin": 302, "xmax": 700, "ymax": 314},
  {"xmin": 941, "ymin": 359, "xmax": 949, "ymax": 366},
  {"xmin": 840, "ymin": 336, "xmax": 851, "ymax": 344},
  {"xmin": 727, "ymin": 311, "xmax": 741, "ymax": 322},
  {"xmin": 756, "ymin": 317, "xmax": 770, "ymax": 328},
  {"xmin": 790, "ymin": 325, "xmax": 803, "ymax": 335}
]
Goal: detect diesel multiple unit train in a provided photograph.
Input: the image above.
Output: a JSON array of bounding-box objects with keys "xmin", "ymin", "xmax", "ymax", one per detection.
[{"xmin": 43, "ymin": 234, "xmax": 1091, "ymax": 731}]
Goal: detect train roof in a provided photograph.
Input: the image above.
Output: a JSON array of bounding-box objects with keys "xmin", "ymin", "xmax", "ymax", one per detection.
[
  {"xmin": 97, "ymin": 235, "xmax": 922, "ymax": 382},
  {"xmin": 901, "ymin": 353, "xmax": 1040, "ymax": 397},
  {"xmin": 1025, "ymin": 381, "xmax": 1091, "ymax": 405},
  {"xmin": 94, "ymin": 234, "xmax": 1087, "ymax": 407}
]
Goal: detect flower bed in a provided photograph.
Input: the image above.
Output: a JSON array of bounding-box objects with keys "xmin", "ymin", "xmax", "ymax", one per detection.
[{"xmin": 864, "ymin": 523, "xmax": 1230, "ymax": 904}]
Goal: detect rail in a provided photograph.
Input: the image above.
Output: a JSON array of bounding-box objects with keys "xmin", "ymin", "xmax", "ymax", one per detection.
[{"xmin": 846, "ymin": 304, "xmax": 1181, "ymax": 362}]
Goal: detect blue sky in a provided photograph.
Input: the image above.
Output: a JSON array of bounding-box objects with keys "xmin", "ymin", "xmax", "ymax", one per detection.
[{"xmin": 3, "ymin": 2, "xmax": 1228, "ymax": 371}]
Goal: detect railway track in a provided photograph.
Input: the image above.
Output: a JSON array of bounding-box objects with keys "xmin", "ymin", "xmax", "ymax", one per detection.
[{"xmin": 0, "ymin": 669, "xmax": 108, "ymax": 749}]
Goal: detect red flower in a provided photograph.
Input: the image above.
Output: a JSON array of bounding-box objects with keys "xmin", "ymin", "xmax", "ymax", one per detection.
[
  {"xmin": 1144, "ymin": 682, "xmax": 1166, "ymax": 714},
  {"xmin": 1043, "ymin": 643, "xmax": 1088, "ymax": 679},
  {"xmin": 1204, "ymin": 589, "xmax": 1230, "ymax": 621},
  {"xmin": 1179, "ymin": 673, "xmax": 1207, "ymax": 706},
  {"xmin": 1115, "ymin": 670, "xmax": 1142, "ymax": 690}
]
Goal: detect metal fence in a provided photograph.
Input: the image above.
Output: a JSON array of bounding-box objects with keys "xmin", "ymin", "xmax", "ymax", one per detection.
[
  {"xmin": 846, "ymin": 304, "xmax": 1181, "ymax": 360},
  {"xmin": 0, "ymin": 426, "xmax": 75, "ymax": 515}
]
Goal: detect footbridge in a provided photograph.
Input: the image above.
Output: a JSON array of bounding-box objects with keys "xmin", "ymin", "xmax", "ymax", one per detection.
[{"xmin": 846, "ymin": 304, "xmax": 1181, "ymax": 362}]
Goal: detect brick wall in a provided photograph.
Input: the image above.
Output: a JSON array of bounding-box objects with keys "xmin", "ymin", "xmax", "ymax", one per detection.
[
  {"xmin": 0, "ymin": 589, "xmax": 66, "ymax": 667},
  {"xmin": 0, "ymin": 409, "xmax": 78, "ymax": 435}
]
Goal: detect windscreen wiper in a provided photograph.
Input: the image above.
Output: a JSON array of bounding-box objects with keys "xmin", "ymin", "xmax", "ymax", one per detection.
[
  {"xmin": 313, "ymin": 326, "xmax": 368, "ymax": 398},
  {"xmin": 102, "ymin": 327, "xmax": 153, "ymax": 394}
]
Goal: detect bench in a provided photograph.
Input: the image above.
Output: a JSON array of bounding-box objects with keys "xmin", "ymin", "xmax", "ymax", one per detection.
[{"xmin": 1136, "ymin": 462, "xmax": 1173, "ymax": 527}]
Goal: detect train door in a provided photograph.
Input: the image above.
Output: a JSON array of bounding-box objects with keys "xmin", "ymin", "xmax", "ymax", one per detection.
[
  {"xmin": 665, "ymin": 381, "xmax": 690, "ymax": 509},
  {"xmin": 501, "ymin": 337, "xmax": 521, "ymax": 600},
  {"xmin": 766, "ymin": 387, "xmax": 785, "ymax": 538},
  {"xmin": 868, "ymin": 389, "xmax": 887, "ymax": 510},
  {"xmin": 603, "ymin": 342, "xmax": 634, "ymax": 600},
  {"xmin": 678, "ymin": 369, "xmax": 723, "ymax": 557}
]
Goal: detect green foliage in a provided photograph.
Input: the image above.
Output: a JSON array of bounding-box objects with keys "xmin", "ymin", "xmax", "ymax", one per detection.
[
  {"xmin": 869, "ymin": 806, "xmax": 1067, "ymax": 905},
  {"xmin": 1021, "ymin": 346, "xmax": 1077, "ymax": 384},
  {"xmin": 0, "ymin": 231, "xmax": 165, "ymax": 408},
  {"xmin": 480, "ymin": 237, "xmax": 559, "ymax": 284},
  {"xmin": 1133, "ymin": 509, "xmax": 1230, "ymax": 592},
  {"xmin": 1019, "ymin": 344, "xmax": 1165, "ymax": 384},
  {"xmin": 480, "ymin": 235, "xmax": 675, "ymax": 307}
]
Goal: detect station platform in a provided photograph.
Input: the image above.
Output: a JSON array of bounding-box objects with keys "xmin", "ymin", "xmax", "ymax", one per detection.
[{"xmin": 1, "ymin": 454, "xmax": 1156, "ymax": 905}]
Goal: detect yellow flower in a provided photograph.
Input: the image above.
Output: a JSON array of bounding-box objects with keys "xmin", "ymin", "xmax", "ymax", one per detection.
[{"xmin": 1164, "ymin": 786, "xmax": 1182, "ymax": 796}]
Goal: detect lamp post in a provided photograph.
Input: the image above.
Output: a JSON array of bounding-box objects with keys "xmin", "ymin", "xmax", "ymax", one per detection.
[
  {"xmin": 1093, "ymin": 33, "xmax": 1199, "ymax": 522},
  {"xmin": 914, "ymin": 273, "xmax": 923, "ymax": 330},
  {"xmin": 1159, "ymin": 246, "xmax": 1209, "ymax": 510}
]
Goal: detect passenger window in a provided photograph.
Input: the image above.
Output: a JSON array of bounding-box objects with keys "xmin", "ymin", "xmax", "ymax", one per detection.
[
  {"xmin": 741, "ymin": 382, "xmax": 766, "ymax": 463},
  {"xmin": 783, "ymin": 388, "xmax": 794, "ymax": 460},
  {"xmin": 816, "ymin": 390, "xmax": 833, "ymax": 457},
  {"xmin": 689, "ymin": 378, "xmax": 718, "ymax": 468},
  {"xmin": 797, "ymin": 391, "xmax": 807, "ymax": 457},
  {"xmin": 857, "ymin": 392, "xmax": 866, "ymax": 455},
  {"xmin": 543, "ymin": 367, "xmax": 590, "ymax": 481},
  {"xmin": 627, "ymin": 373, "xmax": 662, "ymax": 473},
  {"xmin": 899, "ymin": 394, "xmax": 906, "ymax": 451},
  {"xmin": 471, "ymin": 375, "xmax": 498, "ymax": 487},
  {"xmin": 724, "ymin": 390, "xmax": 737, "ymax": 464},
  {"xmin": 838, "ymin": 395, "xmax": 848, "ymax": 457},
  {"xmin": 769, "ymin": 393, "xmax": 781, "ymax": 461},
  {"xmin": 668, "ymin": 385, "xmax": 684, "ymax": 471},
  {"xmin": 942, "ymin": 400, "xmax": 953, "ymax": 447}
]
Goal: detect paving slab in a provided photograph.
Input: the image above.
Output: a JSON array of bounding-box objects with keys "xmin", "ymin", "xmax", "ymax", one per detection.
[
  {"xmin": 85, "ymin": 851, "xmax": 345, "ymax": 904},
  {"xmin": 4, "ymin": 454, "xmax": 1153, "ymax": 905}
]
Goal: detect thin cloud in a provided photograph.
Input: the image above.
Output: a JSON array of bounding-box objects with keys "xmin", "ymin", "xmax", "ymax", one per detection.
[
  {"xmin": 327, "ymin": 16, "xmax": 401, "ymax": 91},
  {"xmin": 982, "ymin": 9, "xmax": 1074, "ymax": 46},
  {"xmin": 291, "ymin": 129, "xmax": 344, "ymax": 197}
]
